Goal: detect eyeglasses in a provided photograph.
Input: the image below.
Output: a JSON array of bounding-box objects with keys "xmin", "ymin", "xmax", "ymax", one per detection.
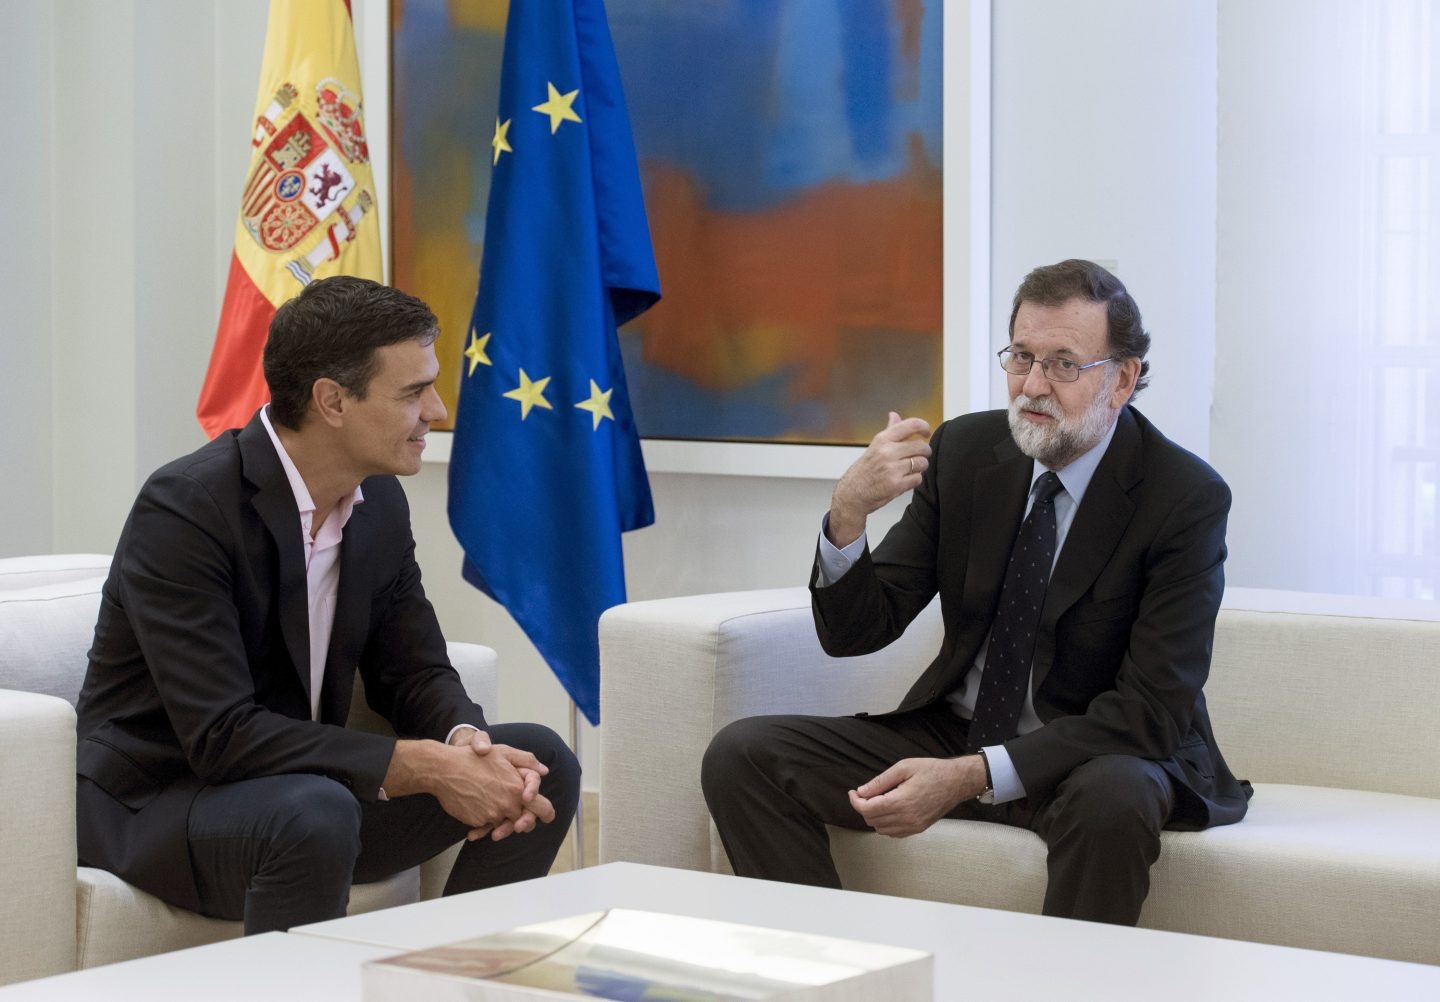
[{"xmin": 997, "ymin": 349, "xmax": 1116, "ymax": 383}]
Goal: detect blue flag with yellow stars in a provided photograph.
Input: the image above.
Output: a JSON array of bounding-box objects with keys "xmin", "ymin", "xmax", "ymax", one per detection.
[{"xmin": 448, "ymin": 0, "xmax": 659, "ymax": 725}]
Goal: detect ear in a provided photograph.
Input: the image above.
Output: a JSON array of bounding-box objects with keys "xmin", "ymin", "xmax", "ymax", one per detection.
[
  {"xmin": 311, "ymin": 377, "xmax": 348, "ymax": 428},
  {"xmin": 1109, "ymin": 357, "xmax": 1141, "ymax": 408}
]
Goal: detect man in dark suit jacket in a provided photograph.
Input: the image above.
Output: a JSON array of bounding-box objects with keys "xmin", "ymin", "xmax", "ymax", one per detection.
[
  {"xmin": 75, "ymin": 277, "xmax": 579, "ymax": 934},
  {"xmin": 702, "ymin": 260, "xmax": 1250, "ymax": 924}
]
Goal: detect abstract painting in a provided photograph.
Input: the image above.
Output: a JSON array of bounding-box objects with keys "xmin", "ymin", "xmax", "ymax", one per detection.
[{"xmin": 391, "ymin": 0, "xmax": 944, "ymax": 445}]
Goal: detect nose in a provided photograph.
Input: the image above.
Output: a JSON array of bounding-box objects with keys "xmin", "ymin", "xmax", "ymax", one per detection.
[
  {"xmin": 1019, "ymin": 360, "xmax": 1052, "ymax": 397},
  {"xmin": 422, "ymin": 385, "xmax": 448, "ymax": 424}
]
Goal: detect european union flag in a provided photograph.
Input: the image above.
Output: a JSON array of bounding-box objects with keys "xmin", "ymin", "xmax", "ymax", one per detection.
[{"xmin": 448, "ymin": 0, "xmax": 659, "ymax": 725}]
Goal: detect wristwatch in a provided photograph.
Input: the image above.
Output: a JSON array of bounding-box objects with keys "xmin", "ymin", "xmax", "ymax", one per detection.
[{"xmin": 976, "ymin": 748, "xmax": 996, "ymax": 804}]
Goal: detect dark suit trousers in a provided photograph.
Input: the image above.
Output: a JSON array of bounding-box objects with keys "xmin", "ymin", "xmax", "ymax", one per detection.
[
  {"xmin": 187, "ymin": 722, "xmax": 579, "ymax": 934},
  {"xmin": 701, "ymin": 703, "xmax": 1174, "ymax": 925}
]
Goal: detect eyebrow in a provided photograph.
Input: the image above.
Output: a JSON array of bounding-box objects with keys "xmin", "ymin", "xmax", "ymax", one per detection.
[
  {"xmin": 1008, "ymin": 343, "xmax": 1081, "ymax": 358},
  {"xmin": 397, "ymin": 378, "xmax": 435, "ymax": 395}
]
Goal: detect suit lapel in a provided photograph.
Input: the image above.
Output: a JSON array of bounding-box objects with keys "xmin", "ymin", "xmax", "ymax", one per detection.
[
  {"xmin": 1034, "ymin": 408, "xmax": 1143, "ymax": 686},
  {"xmin": 239, "ymin": 417, "xmax": 313, "ymax": 707}
]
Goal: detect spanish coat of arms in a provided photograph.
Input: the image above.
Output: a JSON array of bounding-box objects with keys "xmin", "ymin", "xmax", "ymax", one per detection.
[{"xmin": 240, "ymin": 78, "xmax": 374, "ymax": 286}]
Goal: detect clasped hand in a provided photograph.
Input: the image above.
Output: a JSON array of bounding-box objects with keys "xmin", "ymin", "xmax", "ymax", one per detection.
[
  {"xmin": 848, "ymin": 755, "xmax": 987, "ymax": 838},
  {"xmin": 443, "ymin": 729, "xmax": 556, "ymax": 843}
]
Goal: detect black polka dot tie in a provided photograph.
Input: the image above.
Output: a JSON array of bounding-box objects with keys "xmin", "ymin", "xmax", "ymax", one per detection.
[{"xmin": 967, "ymin": 471, "xmax": 1063, "ymax": 752}]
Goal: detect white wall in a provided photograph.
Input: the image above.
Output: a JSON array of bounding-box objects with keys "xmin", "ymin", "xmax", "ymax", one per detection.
[
  {"xmin": 130, "ymin": 2, "xmax": 241, "ymax": 481},
  {"xmin": 990, "ymin": 0, "xmax": 1218, "ymax": 456},
  {"xmin": 1213, "ymin": 0, "xmax": 1412, "ymax": 596},
  {"xmin": 50, "ymin": 0, "xmax": 140, "ymax": 553},
  {"xmin": 41, "ymin": 0, "xmax": 261, "ymax": 555},
  {"xmin": 0, "ymin": 2, "xmax": 54, "ymax": 556}
]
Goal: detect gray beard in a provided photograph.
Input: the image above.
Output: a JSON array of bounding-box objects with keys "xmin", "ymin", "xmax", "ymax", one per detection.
[{"xmin": 1007, "ymin": 371, "xmax": 1118, "ymax": 468}]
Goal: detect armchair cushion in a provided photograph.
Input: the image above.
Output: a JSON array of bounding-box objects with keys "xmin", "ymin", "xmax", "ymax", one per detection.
[{"xmin": 74, "ymin": 863, "xmax": 419, "ymax": 970}]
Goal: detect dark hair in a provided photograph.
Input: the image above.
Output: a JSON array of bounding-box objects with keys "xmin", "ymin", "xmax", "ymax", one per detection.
[
  {"xmin": 263, "ymin": 276, "xmax": 438, "ymax": 429},
  {"xmin": 1007, "ymin": 259, "xmax": 1150, "ymax": 398}
]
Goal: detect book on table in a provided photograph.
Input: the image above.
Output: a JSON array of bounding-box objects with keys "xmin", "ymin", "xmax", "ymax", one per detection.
[{"xmin": 361, "ymin": 907, "xmax": 932, "ymax": 1001}]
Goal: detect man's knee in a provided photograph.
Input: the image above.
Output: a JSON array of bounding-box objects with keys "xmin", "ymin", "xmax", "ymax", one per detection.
[
  {"xmin": 1046, "ymin": 755, "xmax": 1171, "ymax": 843},
  {"xmin": 702, "ymin": 716, "xmax": 780, "ymax": 803},
  {"xmin": 266, "ymin": 775, "xmax": 364, "ymax": 864},
  {"xmin": 189, "ymin": 774, "xmax": 363, "ymax": 909}
]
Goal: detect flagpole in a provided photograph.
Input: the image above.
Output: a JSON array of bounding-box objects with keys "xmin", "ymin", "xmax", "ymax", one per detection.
[{"xmin": 568, "ymin": 699, "xmax": 586, "ymax": 870}]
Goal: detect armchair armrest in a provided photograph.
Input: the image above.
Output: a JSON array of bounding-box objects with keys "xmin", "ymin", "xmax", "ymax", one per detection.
[
  {"xmin": 346, "ymin": 641, "xmax": 499, "ymax": 738},
  {"xmin": 444, "ymin": 641, "xmax": 498, "ymax": 719},
  {"xmin": 0, "ymin": 554, "xmax": 112, "ymax": 592},
  {"xmin": 0, "ymin": 690, "xmax": 79, "ymax": 985},
  {"xmin": 598, "ymin": 588, "xmax": 941, "ymax": 872}
]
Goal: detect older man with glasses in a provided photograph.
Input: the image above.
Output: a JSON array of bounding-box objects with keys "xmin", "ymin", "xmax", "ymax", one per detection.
[{"xmin": 702, "ymin": 259, "xmax": 1252, "ymax": 926}]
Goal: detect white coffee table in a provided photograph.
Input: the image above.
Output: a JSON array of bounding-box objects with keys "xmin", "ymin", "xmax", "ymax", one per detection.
[
  {"xmin": 5, "ymin": 864, "xmax": 1436, "ymax": 999},
  {"xmin": 292, "ymin": 862, "xmax": 1440, "ymax": 1000},
  {"xmin": 0, "ymin": 933, "xmax": 394, "ymax": 1001}
]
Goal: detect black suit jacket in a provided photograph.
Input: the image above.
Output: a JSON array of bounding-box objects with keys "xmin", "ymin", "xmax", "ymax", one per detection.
[
  {"xmin": 811, "ymin": 407, "xmax": 1250, "ymax": 828},
  {"xmin": 75, "ymin": 414, "xmax": 487, "ymax": 909}
]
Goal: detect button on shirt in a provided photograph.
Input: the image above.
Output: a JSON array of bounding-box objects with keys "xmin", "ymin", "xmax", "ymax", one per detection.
[
  {"xmin": 816, "ymin": 418, "xmax": 1119, "ymax": 804},
  {"xmin": 260, "ymin": 406, "xmax": 363, "ymax": 721}
]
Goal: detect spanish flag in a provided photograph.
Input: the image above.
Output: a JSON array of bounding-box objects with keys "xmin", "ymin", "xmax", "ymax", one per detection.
[{"xmin": 197, "ymin": 0, "xmax": 381, "ymax": 439}]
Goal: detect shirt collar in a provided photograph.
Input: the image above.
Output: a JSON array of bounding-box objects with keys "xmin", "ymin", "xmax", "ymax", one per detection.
[
  {"xmin": 1030, "ymin": 414, "xmax": 1120, "ymax": 508},
  {"xmin": 258, "ymin": 406, "xmax": 364, "ymax": 525}
]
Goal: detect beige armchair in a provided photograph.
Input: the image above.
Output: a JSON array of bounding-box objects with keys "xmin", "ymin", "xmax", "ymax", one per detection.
[{"xmin": 0, "ymin": 554, "xmax": 498, "ymax": 985}]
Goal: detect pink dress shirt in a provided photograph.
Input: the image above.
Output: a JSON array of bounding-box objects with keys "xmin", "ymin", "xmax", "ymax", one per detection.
[{"xmin": 259, "ymin": 407, "xmax": 362, "ymax": 721}]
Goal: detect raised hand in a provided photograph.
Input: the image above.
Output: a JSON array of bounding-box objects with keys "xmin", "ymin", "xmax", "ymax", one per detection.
[{"xmin": 827, "ymin": 412, "xmax": 932, "ymax": 547}]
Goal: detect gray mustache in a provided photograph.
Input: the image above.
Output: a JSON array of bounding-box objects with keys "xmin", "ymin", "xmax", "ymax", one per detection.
[{"xmin": 1012, "ymin": 395, "xmax": 1061, "ymax": 419}]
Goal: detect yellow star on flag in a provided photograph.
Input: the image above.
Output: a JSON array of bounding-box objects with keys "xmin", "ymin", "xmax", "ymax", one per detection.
[
  {"xmin": 503, "ymin": 368, "xmax": 553, "ymax": 419},
  {"xmin": 532, "ymin": 82, "xmax": 582, "ymax": 134},
  {"xmin": 491, "ymin": 118, "xmax": 513, "ymax": 165},
  {"xmin": 465, "ymin": 330, "xmax": 493, "ymax": 376},
  {"xmin": 574, "ymin": 380, "xmax": 615, "ymax": 430}
]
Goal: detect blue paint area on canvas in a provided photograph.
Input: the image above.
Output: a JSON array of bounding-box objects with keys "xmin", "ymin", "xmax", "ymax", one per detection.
[
  {"xmin": 608, "ymin": 0, "xmax": 941, "ymax": 211},
  {"xmin": 620, "ymin": 332, "xmax": 826, "ymax": 440},
  {"xmin": 392, "ymin": 0, "xmax": 503, "ymax": 247}
]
